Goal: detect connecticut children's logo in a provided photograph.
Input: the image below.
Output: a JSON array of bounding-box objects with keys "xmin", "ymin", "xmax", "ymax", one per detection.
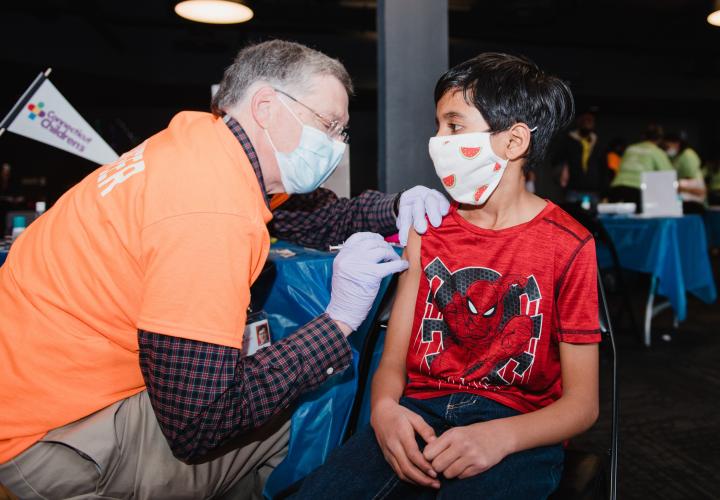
[
  {"xmin": 27, "ymin": 102, "xmax": 46, "ymax": 120},
  {"xmin": 24, "ymin": 101, "xmax": 92, "ymax": 153}
]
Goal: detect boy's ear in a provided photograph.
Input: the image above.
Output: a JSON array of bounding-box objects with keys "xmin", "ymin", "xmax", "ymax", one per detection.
[{"xmin": 503, "ymin": 123, "xmax": 533, "ymax": 162}]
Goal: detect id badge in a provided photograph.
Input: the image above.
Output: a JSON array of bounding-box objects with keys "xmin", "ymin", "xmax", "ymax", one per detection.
[{"xmin": 242, "ymin": 310, "xmax": 272, "ymax": 357}]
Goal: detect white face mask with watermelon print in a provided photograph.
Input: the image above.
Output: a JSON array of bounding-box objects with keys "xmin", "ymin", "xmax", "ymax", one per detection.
[{"xmin": 428, "ymin": 131, "xmax": 509, "ymax": 206}]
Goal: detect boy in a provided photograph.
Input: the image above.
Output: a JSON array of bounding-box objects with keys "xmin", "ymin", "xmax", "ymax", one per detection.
[{"xmin": 294, "ymin": 53, "xmax": 600, "ymax": 499}]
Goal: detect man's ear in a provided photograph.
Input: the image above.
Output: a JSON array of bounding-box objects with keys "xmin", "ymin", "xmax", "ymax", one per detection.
[
  {"xmin": 504, "ymin": 123, "xmax": 533, "ymax": 162},
  {"xmin": 249, "ymin": 86, "xmax": 277, "ymax": 129}
]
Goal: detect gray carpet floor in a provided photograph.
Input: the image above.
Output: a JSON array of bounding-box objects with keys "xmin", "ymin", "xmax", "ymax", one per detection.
[{"xmin": 572, "ymin": 256, "xmax": 720, "ymax": 499}]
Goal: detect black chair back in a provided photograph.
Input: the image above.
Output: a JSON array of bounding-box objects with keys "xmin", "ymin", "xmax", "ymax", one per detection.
[
  {"xmin": 344, "ymin": 274, "xmax": 399, "ymax": 442},
  {"xmin": 598, "ymin": 270, "xmax": 619, "ymax": 500}
]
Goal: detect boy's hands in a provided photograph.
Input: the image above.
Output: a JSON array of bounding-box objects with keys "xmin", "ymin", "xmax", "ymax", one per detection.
[
  {"xmin": 423, "ymin": 420, "xmax": 513, "ymax": 480},
  {"xmin": 371, "ymin": 399, "xmax": 440, "ymax": 488}
]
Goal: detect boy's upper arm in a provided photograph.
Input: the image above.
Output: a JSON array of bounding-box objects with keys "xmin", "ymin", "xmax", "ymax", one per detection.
[
  {"xmin": 379, "ymin": 229, "xmax": 423, "ymax": 371},
  {"xmin": 559, "ymin": 342, "xmax": 599, "ymax": 402}
]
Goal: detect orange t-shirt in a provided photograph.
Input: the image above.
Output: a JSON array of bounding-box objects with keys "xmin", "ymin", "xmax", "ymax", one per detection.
[{"xmin": 0, "ymin": 112, "xmax": 272, "ymax": 463}]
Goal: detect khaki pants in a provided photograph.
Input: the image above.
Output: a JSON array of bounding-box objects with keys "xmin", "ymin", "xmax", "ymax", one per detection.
[{"xmin": 0, "ymin": 391, "xmax": 290, "ymax": 500}]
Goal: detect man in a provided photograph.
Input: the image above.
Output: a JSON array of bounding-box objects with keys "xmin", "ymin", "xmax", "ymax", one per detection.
[
  {"xmin": 556, "ymin": 110, "xmax": 607, "ymax": 204},
  {"xmin": 0, "ymin": 40, "xmax": 449, "ymax": 499}
]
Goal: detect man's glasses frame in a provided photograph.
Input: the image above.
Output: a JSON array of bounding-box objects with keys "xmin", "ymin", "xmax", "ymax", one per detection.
[{"xmin": 275, "ymin": 88, "xmax": 350, "ymax": 144}]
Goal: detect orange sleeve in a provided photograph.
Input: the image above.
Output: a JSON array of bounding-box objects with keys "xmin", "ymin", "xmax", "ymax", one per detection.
[
  {"xmin": 607, "ymin": 152, "xmax": 621, "ymax": 172},
  {"xmin": 137, "ymin": 212, "xmax": 265, "ymax": 348}
]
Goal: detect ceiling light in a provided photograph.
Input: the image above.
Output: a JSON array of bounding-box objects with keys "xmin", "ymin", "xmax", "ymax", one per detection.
[
  {"xmin": 708, "ymin": 0, "xmax": 720, "ymax": 26},
  {"xmin": 175, "ymin": 0, "xmax": 253, "ymax": 24}
]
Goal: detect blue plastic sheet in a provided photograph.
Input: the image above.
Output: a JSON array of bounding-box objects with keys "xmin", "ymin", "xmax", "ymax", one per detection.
[
  {"xmin": 599, "ymin": 215, "xmax": 717, "ymax": 321},
  {"xmin": 261, "ymin": 241, "xmax": 394, "ymax": 499},
  {"xmin": 356, "ymin": 328, "xmax": 387, "ymax": 430}
]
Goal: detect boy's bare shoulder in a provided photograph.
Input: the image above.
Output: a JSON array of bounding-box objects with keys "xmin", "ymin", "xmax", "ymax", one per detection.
[{"xmin": 404, "ymin": 228, "xmax": 423, "ymax": 264}]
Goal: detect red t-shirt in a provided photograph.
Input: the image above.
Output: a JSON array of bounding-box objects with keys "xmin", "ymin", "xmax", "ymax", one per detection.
[{"xmin": 404, "ymin": 201, "xmax": 601, "ymax": 413}]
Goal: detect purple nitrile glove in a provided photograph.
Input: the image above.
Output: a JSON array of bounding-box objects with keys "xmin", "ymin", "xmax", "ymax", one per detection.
[
  {"xmin": 325, "ymin": 232, "xmax": 409, "ymax": 332},
  {"xmin": 396, "ymin": 186, "xmax": 451, "ymax": 247}
]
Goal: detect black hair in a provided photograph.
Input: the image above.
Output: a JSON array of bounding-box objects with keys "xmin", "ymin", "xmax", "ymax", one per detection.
[
  {"xmin": 643, "ymin": 123, "xmax": 663, "ymax": 142},
  {"xmin": 663, "ymin": 130, "xmax": 689, "ymax": 153},
  {"xmin": 607, "ymin": 136, "xmax": 627, "ymax": 155},
  {"xmin": 434, "ymin": 52, "xmax": 574, "ymax": 174}
]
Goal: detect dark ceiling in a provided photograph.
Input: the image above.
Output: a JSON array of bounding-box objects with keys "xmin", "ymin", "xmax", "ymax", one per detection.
[
  {"xmin": 1, "ymin": 0, "xmax": 720, "ymax": 196},
  {"xmin": 2, "ymin": 0, "xmax": 719, "ymax": 101}
]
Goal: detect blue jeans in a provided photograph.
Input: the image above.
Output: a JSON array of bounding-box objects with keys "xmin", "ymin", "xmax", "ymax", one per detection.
[{"xmin": 292, "ymin": 393, "xmax": 563, "ymax": 499}]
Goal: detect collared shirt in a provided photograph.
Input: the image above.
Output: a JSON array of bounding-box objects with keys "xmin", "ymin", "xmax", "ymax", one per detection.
[
  {"xmin": 224, "ymin": 116, "xmax": 270, "ymax": 209},
  {"xmin": 139, "ymin": 116, "xmax": 398, "ymax": 462}
]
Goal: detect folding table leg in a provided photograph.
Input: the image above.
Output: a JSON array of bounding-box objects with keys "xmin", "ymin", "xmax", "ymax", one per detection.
[
  {"xmin": 644, "ymin": 276, "xmax": 657, "ymax": 347},
  {"xmin": 645, "ymin": 275, "xmax": 676, "ymax": 347}
]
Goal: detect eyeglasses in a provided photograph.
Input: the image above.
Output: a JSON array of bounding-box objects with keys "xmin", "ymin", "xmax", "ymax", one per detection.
[{"xmin": 275, "ymin": 88, "xmax": 350, "ymax": 144}]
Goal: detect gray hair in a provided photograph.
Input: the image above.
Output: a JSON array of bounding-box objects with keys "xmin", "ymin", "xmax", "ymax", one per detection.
[{"xmin": 211, "ymin": 40, "xmax": 353, "ymax": 116}]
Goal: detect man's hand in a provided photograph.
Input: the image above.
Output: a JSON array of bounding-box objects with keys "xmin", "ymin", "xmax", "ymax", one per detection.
[
  {"xmin": 326, "ymin": 232, "xmax": 408, "ymax": 333},
  {"xmin": 423, "ymin": 420, "xmax": 513, "ymax": 480},
  {"xmin": 396, "ymin": 186, "xmax": 451, "ymax": 247},
  {"xmin": 371, "ymin": 399, "xmax": 440, "ymax": 488}
]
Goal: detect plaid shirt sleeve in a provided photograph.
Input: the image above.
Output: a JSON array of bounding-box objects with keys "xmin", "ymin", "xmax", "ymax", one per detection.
[
  {"xmin": 268, "ymin": 188, "xmax": 399, "ymax": 250},
  {"xmin": 138, "ymin": 313, "xmax": 351, "ymax": 463}
]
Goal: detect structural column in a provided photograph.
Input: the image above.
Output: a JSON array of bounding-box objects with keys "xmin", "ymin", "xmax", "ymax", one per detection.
[{"xmin": 377, "ymin": 0, "xmax": 448, "ymax": 192}]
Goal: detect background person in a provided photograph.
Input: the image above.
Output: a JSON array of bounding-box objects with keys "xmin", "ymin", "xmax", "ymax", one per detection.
[
  {"xmin": 663, "ymin": 131, "xmax": 706, "ymax": 214},
  {"xmin": 556, "ymin": 109, "xmax": 607, "ymax": 204},
  {"xmin": 608, "ymin": 123, "xmax": 674, "ymax": 211},
  {"xmin": 605, "ymin": 136, "xmax": 627, "ymax": 182},
  {"xmin": 705, "ymin": 159, "xmax": 720, "ymax": 205}
]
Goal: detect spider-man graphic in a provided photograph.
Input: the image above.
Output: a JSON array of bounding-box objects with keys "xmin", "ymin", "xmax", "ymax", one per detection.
[{"xmin": 418, "ymin": 257, "xmax": 543, "ymax": 388}]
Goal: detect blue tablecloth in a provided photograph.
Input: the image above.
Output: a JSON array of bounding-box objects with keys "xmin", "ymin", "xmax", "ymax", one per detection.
[
  {"xmin": 0, "ymin": 250, "xmax": 7, "ymax": 267},
  {"xmin": 261, "ymin": 241, "xmax": 395, "ymax": 498},
  {"xmin": 704, "ymin": 209, "xmax": 720, "ymax": 248},
  {"xmin": 599, "ymin": 215, "xmax": 717, "ymax": 321}
]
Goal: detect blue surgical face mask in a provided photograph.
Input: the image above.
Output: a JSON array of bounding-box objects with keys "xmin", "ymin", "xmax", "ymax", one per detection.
[{"xmin": 265, "ymin": 97, "xmax": 346, "ymax": 194}]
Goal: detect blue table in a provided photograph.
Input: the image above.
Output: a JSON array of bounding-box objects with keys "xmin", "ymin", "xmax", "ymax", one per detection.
[
  {"xmin": 0, "ymin": 250, "xmax": 6, "ymax": 267},
  {"xmin": 704, "ymin": 208, "xmax": 720, "ymax": 248},
  {"xmin": 599, "ymin": 215, "xmax": 717, "ymax": 346},
  {"xmin": 261, "ymin": 241, "xmax": 395, "ymax": 498}
]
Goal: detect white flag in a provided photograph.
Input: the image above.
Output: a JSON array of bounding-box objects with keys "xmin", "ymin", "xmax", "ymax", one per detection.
[{"xmin": 1, "ymin": 70, "xmax": 118, "ymax": 165}]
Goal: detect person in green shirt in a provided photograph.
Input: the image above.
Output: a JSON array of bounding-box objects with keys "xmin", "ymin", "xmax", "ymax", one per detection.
[
  {"xmin": 609, "ymin": 123, "xmax": 673, "ymax": 211},
  {"xmin": 704, "ymin": 160, "xmax": 720, "ymax": 205},
  {"xmin": 663, "ymin": 131, "xmax": 706, "ymax": 214}
]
